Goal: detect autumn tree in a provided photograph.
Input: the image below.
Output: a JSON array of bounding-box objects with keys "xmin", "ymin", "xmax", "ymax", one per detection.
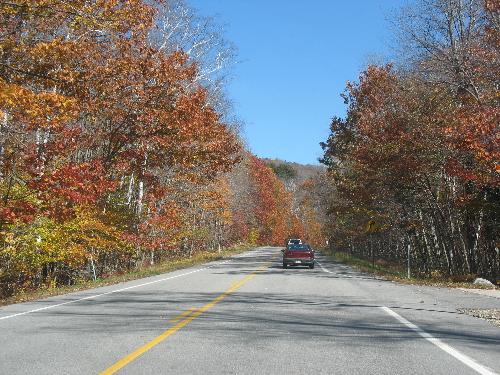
[
  {"xmin": 319, "ymin": 0, "xmax": 499, "ymax": 281},
  {"xmin": 321, "ymin": 43, "xmax": 498, "ymax": 280},
  {"xmin": 0, "ymin": 0, "xmax": 242, "ymax": 297}
]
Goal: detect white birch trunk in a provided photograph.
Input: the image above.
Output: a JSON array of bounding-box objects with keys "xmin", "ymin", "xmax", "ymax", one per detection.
[
  {"xmin": 0, "ymin": 111, "xmax": 7, "ymax": 179},
  {"xmin": 35, "ymin": 128, "xmax": 49, "ymax": 178},
  {"xmin": 90, "ymin": 252, "xmax": 97, "ymax": 281},
  {"xmin": 137, "ymin": 180, "xmax": 144, "ymax": 216},
  {"xmin": 127, "ymin": 174, "xmax": 134, "ymax": 206},
  {"xmin": 472, "ymin": 208, "xmax": 484, "ymax": 261},
  {"xmin": 136, "ymin": 152, "xmax": 148, "ymax": 217}
]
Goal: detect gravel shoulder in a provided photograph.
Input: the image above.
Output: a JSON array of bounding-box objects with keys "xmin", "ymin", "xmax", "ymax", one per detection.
[{"xmin": 458, "ymin": 308, "xmax": 500, "ymax": 328}]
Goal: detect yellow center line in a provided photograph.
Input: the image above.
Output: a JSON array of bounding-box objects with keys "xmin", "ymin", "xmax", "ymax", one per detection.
[
  {"xmin": 100, "ymin": 262, "xmax": 270, "ymax": 375},
  {"xmin": 168, "ymin": 307, "xmax": 197, "ymax": 323}
]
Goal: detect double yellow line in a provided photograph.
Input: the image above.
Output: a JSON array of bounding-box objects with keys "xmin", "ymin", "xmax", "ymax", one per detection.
[
  {"xmin": 100, "ymin": 263, "xmax": 269, "ymax": 374},
  {"xmin": 169, "ymin": 307, "xmax": 198, "ymax": 323}
]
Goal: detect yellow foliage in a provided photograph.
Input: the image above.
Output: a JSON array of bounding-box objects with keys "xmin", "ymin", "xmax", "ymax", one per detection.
[
  {"xmin": 0, "ymin": 207, "xmax": 131, "ymax": 279},
  {"xmin": 248, "ymin": 228, "xmax": 259, "ymax": 245}
]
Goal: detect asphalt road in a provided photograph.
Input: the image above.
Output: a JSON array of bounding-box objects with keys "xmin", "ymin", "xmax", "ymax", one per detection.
[{"xmin": 1, "ymin": 246, "xmax": 499, "ymax": 375}]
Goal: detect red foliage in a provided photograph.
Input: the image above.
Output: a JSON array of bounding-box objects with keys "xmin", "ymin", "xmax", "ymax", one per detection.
[
  {"xmin": 247, "ymin": 156, "xmax": 295, "ymax": 245},
  {"xmin": 29, "ymin": 161, "xmax": 116, "ymax": 220}
]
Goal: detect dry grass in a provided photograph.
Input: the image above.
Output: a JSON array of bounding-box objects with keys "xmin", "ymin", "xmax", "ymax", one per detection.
[
  {"xmin": 322, "ymin": 249, "xmax": 498, "ymax": 290},
  {"xmin": 0, "ymin": 243, "xmax": 253, "ymax": 307}
]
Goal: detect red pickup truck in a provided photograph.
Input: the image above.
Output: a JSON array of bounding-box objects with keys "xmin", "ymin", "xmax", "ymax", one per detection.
[{"xmin": 283, "ymin": 244, "xmax": 314, "ymax": 269}]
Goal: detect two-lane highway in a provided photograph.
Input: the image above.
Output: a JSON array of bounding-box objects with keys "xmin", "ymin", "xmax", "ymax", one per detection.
[{"xmin": 1, "ymin": 247, "xmax": 499, "ymax": 374}]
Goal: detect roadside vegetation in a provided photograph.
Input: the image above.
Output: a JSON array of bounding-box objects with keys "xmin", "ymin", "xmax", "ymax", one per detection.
[
  {"xmin": 0, "ymin": 242, "xmax": 252, "ymax": 307},
  {"xmin": 319, "ymin": 0, "xmax": 499, "ymax": 285},
  {"xmin": 0, "ymin": 1, "xmax": 323, "ymax": 301},
  {"xmin": 322, "ymin": 249, "xmax": 497, "ymax": 289},
  {"xmin": 1, "ymin": 0, "xmax": 497, "ymax": 302}
]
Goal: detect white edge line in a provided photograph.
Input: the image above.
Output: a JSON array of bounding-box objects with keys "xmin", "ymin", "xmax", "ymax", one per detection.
[
  {"xmin": 0, "ymin": 259, "xmax": 232, "ymax": 321},
  {"xmin": 380, "ymin": 306, "xmax": 498, "ymax": 375},
  {"xmin": 315, "ymin": 260, "xmax": 332, "ymax": 274}
]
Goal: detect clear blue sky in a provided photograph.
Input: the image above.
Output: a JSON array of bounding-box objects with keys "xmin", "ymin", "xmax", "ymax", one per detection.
[{"xmin": 189, "ymin": 0, "xmax": 404, "ymax": 165}]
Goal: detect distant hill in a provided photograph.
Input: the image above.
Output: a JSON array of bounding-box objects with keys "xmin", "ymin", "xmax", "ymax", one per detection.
[
  {"xmin": 262, "ymin": 158, "xmax": 326, "ymax": 184},
  {"xmin": 264, "ymin": 158, "xmax": 328, "ymax": 227},
  {"xmin": 264, "ymin": 158, "xmax": 325, "ymax": 185}
]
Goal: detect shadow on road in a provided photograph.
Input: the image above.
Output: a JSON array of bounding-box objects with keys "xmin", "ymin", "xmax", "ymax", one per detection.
[
  {"xmin": 5, "ymin": 248, "xmax": 499, "ymax": 356},
  {"xmin": 25, "ymin": 287, "xmax": 500, "ymax": 351}
]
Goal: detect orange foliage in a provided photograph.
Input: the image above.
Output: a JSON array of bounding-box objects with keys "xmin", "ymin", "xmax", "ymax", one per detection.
[{"xmin": 247, "ymin": 156, "xmax": 296, "ymax": 245}]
